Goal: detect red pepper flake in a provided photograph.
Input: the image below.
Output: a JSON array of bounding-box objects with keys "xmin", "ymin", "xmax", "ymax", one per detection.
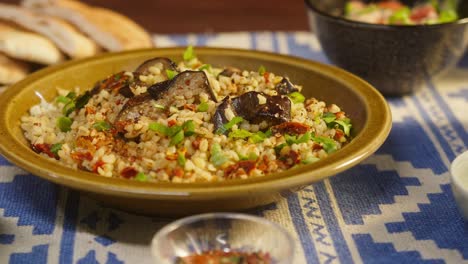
[
  {"xmin": 334, "ymin": 129, "xmax": 344, "ymax": 141},
  {"xmin": 113, "ymin": 120, "xmax": 131, "ymax": 133},
  {"xmin": 335, "ymin": 111, "xmax": 345, "ymax": 119},
  {"xmin": 185, "ymin": 79, "xmax": 191, "ymax": 86},
  {"xmin": 32, "ymin": 143, "xmax": 55, "ymax": 158},
  {"xmin": 257, "ymin": 155, "xmax": 269, "ymax": 172},
  {"xmin": 85, "ymin": 106, "xmax": 96, "ymax": 115},
  {"xmin": 168, "ymin": 119, "xmax": 177, "ymax": 127},
  {"xmin": 92, "ymin": 160, "xmax": 105, "ymax": 173},
  {"xmin": 121, "ymin": 167, "xmax": 138, "ymax": 179},
  {"xmin": 278, "ymin": 150, "xmax": 300, "ymax": 169},
  {"xmin": 224, "ymin": 160, "xmax": 256, "ymax": 179},
  {"xmin": 192, "ymin": 137, "xmax": 201, "ymax": 150},
  {"xmin": 172, "ymin": 167, "xmax": 184, "ymax": 178},
  {"xmin": 271, "ymin": 122, "xmax": 310, "ymax": 135},
  {"xmin": 184, "ymin": 104, "xmax": 196, "ymax": 111},
  {"xmin": 165, "ymin": 153, "xmax": 178, "ymax": 161},
  {"xmin": 263, "ymin": 72, "xmax": 270, "ymax": 84},
  {"xmin": 71, "ymin": 151, "xmax": 93, "ymax": 161},
  {"xmin": 99, "ymin": 71, "xmax": 130, "ymax": 93},
  {"xmin": 312, "ymin": 143, "xmax": 323, "ymax": 151}
]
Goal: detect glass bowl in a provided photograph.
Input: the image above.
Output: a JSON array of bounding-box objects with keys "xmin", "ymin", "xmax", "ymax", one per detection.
[
  {"xmin": 151, "ymin": 213, "xmax": 295, "ymax": 263},
  {"xmin": 451, "ymin": 150, "xmax": 468, "ymax": 220}
]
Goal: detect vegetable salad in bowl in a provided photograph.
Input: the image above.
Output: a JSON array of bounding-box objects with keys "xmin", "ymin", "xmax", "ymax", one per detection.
[
  {"xmin": 21, "ymin": 47, "xmax": 353, "ymax": 183},
  {"xmin": 344, "ymin": 0, "xmax": 458, "ymax": 25}
]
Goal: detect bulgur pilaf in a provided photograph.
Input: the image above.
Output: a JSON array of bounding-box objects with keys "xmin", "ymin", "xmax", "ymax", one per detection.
[{"xmin": 21, "ymin": 47, "xmax": 353, "ymax": 183}]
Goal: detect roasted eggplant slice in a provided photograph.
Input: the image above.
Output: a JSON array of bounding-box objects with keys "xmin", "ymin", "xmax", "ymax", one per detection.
[
  {"xmin": 275, "ymin": 77, "xmax": 298, "ymax": 95},
  {"xmin": 114, "ymin": 71, "xmax": 217, "ymax": 133},
  {"xmin": 212, "ymin": 97, "xmax": 231, "ymax": 131},
  {"xmin": 218, "ymin": 66, "xmax": 241, "ymax": 77},
  {"xmin": 213, "ymin": 91, "xmax": 291, "ymax": 132},
  {"xmin": 148, "ymin": 70, "xmax": 217, "ymax": 104},
  {"xmin": 135, "ymin": 57, "xmax": 177, "ymax": 77},
  {"xmin": 113, "ymin": 94, "xmax": 162, "ymax": 130}
]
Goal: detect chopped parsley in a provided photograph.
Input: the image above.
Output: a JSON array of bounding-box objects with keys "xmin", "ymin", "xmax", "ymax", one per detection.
[{"xmin": 93, "ymin": 121, "xmax": 111, "ymax": 131}]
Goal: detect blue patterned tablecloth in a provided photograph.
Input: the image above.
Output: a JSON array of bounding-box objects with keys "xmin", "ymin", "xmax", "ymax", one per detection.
[{"xmin": 1, "ymin": 32, "xmax": 467, "ymax": 264}]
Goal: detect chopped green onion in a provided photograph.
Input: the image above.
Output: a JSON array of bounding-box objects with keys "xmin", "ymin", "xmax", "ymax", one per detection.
[
  {"xmin": 93, "ymin": 121, "xmax": 111, "ymax": 131},
  {"xmin": 177, "ymin": 152, "xmax": 186, "ymax": 166},
  {"xmin": 322, "ymin": 112, "xmax": 336, "ymax": 123},
  {"xmin": 216, "ymin": 116, "xmax": 244, "ymax": 134},
  {"xmin": 313, "ymin": 135, "xmax": 337, "ymax": 153},
  {"xmin": 198, "ymin": 64, "xmax": 211, "ymax": 71},
  {"xmin": 75, "ymin": 91, "xmax": 91, "ymax": 110},
  {"xmin": 238, "ymin": 152, "xmax": 258, "ymax": 161},
  {"xmin": 288, "ymin": 92, "xmax": 305, "ymax": 104},
  {"xmin": 170, "ymin": 130, "xmax": 185, "ymax": 145},
  {"xmin": 56, "ymin": 96, "xmax": 71, "ymax": 104},
  {"xmin": 210, "ymin": 143, "xmax": 228, "ymax": 167},
  {"xmin": 258, "ymin": 65, "xmax": 266, "ymax": 75},
  {"xmin": 135, "ymin": 172, "xmax": 147, "ymax": 181},
  {"xmin": 249, "ymin": 130, "xmax": 272, "ymax": 143},
  {"xmin": 113, "ymin": 72, "xmax": 122, "ymax": 81},
  {"xmin": 148, "ymin": 122, "xmax": 169, "ymax": 136},
  {"xmin": 166, "ymin": 69, "xmax": 178, "ymax": 80},
  {"xmin": 438, "ymin": 9, "xmax": 458, "ymax": 23},
  {"xmin": 57, "ymin": 116, "xmax": 73, "ymax": 132},
  {"xmin": 284, "ymin": 132, "xmax": 312, "ymax": 145},
  {"xmin": 197, "ymin": 101, "xmax": 209, "ymax": 112},
  {"xmin": 50, "ymin": 143, "xmax": 63, "ymax": 155},
  {"xmin": 296, "ymin": 132, "xmax": 312, "ymax": 144},
  {"xmin": 153, "ymin": 103, "xmax": 165, "ymax": 110},
  {"xmin": 334, "ymin": 120, "xmax": 352, "ymax": 136},
  {"xmin": 356, "ymin": 4, "xmax": 378, "ymax": 15},
  {"xmin": 66, "ymin": 91, "xmax": 77, "ymax": 99},
  {"xmin": 389, "ymin": 7, "xmax": 411, "ymax": 24},
  {"xmin": 183, "ymin": 120, "xmax": 196, "ymax": 136},
  {"xmin": 229, "ymin": 129, "xmax": 253, "ymax": 139},
  {"xmin": 302, "ymin": 155, "xmax": 320, "ymax": 164},
  {"xmin": 183, "ymin": 45, "xmax": 196, "ymax": 61},
  {"xmin": 168, "ymin": 125, "xmax": 182, "ymax": 137},
  {"xmin": 284, "ymin": 134, "xmax": 297, "ymax": 145},
  {"xmin": 344, "ymin": 2, "xmax": 355, "ymax": 15},
  {"xmin": 62, "ymin": 101, "xmax": 76, "ymax": 116},
  {"xmin": 274, "ymin": 143, "xmax": 287, "ymax": 155}
]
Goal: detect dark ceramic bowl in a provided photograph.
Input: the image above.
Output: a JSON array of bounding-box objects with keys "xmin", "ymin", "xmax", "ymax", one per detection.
[{"xmin": 305, "ymin": 0, "xmax": 468, "ymax": 96}]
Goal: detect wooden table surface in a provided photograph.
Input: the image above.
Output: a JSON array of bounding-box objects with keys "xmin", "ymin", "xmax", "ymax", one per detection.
[{"xmin": 5, "ymin": 0, "xmax": 310, "ymax": 33}]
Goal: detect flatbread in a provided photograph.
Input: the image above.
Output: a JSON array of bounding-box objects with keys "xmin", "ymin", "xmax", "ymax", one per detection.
[
  {"xmin": 0, "ymin": 21, "xmax": 64, "ymax": 65},
  {"xmin": 0, "ymin": 3, "xmax": 99, "ymax": 58},
  {"xmin": 23, "ymin": 0, "xmax": 153, "ymax": 51},
  {"xmin": 0, "ymin": 53, "xmax": 30, "ymax": 85}
]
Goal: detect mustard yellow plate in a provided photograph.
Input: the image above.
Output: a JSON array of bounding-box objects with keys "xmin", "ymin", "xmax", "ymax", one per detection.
[{"xmin": 0, "ymin": 48, "xmax": 391, "ymax": 215}]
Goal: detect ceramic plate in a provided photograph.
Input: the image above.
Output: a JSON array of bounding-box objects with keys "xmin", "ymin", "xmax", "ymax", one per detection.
[{"xmin": 0, "ymin": 48, "xmax": 391, "ymax": 215}]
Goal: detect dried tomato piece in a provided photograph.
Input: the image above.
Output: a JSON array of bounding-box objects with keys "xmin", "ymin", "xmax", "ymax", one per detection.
[
  {"xmin": 224, "ymin": 160, "xmax": 256, "ymax": 179},
  {"xmin": 271, "ymin": 122, "xmax": 309, "ymax": 135},
  {"xmin": 32, "ymin": 143, "xmax": 55, "ymax": 158},
  {"xmin": 121, "ymin": 167, "xmax": 138, "ymax": 179}
]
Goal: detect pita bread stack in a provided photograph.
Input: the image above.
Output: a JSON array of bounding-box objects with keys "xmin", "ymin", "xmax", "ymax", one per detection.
[
  {"xmin": 0, "ymin": 53, "xmax": 30, "ymax": 85},
  {"xmin": 0, "ymin": 21, "xmax": 64, "ymax": 65},
  {"xmin": 23, "ymin": 0, "xmax": 153, "ymax": 51},
  {"xmin": 0, "ymin": 0, "xmax": 153, "ymax": 86}
]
